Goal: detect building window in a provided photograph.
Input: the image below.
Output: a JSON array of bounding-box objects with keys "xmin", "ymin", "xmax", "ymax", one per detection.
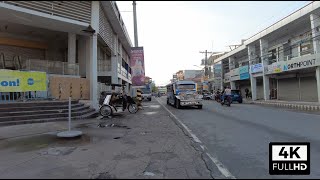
[{"xmin": 300, "ymin": 41, "xmax": 313, "ymax": 56}]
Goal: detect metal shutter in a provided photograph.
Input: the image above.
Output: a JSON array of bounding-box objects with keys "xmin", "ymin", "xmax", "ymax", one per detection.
[
  {"xmin": 278, "ymin": 78, "xmax": 299, "ymax": 101},
  {"xmin": 300, "ymin": 76, "xmax": 318, "ymax": 102},
  {"xmin": 256, "ymin": 79, "xmax": 264, "ymax": 100}
]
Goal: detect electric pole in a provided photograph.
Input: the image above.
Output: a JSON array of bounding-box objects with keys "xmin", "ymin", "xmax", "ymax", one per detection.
[
  {"xmin": 133, "ymin": 1, "xmax": 138, "ymax": 47},
  {"xmin": 199, "ymin": 50, "xmax": 212, "ymax": 78}
]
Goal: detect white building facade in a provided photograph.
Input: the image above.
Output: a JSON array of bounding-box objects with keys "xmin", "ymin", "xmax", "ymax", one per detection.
[
  {"xmin": 0, "ymin": 1, "xmax": 133, "ymax": 109},
  {"xmin": 214, "ymin": 1, "xmax": 320, "ymax": 102}
]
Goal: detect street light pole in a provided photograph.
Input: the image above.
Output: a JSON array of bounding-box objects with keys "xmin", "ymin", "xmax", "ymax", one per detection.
[
  {"xmin": 133, "ymin": 1, "xmax": 138, "ymax": 47},
  {"xmin": 199, "ymin": 50, "xmax": 212, "ymax": 79}
]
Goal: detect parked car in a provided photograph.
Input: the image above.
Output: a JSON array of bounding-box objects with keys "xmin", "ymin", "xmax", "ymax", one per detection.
[{"xmin": 231, "ymin": 90, "xmax": 243, "ymax": 103}]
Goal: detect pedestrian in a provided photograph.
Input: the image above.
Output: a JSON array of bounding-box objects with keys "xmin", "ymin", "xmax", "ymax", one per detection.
[{"xmin": 245, "ymin": 88, "xmax": 249, "ymax": 98}]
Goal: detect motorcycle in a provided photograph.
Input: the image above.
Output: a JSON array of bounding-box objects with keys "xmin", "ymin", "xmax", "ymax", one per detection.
[
  {"xmin": 99, "ymin": 84, "xmax": 138, "ymax": 117},
  {"xmin": 220, "ymin": 95, "xmax": 232, "ymax": 107},
  {"xmin": 215, "ymin": 93, "xmax": 221, "ymax": 102}
]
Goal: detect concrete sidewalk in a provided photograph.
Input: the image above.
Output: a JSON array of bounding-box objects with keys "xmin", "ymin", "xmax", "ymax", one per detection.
[
  {"xmin": 243, "ymin": 98, "xmax": 320, "ymax": 111},
  {"xmin": 0, "ymin": 100, "xmax": 211, "ymax": 179}
]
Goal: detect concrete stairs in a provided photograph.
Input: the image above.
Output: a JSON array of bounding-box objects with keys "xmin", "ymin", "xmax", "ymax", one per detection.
[{"xmin": 0, "ymin": 100, "xmax": 98, "ymax": 126}]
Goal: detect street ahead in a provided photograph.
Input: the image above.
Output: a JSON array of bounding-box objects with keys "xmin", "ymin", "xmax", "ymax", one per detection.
[{"xmin": 157, "ymin": 96, "xmax": 320, "ymax": 179}]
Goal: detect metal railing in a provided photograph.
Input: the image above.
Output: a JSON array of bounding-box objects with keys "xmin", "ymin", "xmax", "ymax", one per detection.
[
  {"xmin": 21, "ymin": 59, "xmax": 79, "ymax": 76},
  {"xmin": 0, "ymin": 91, "xmax": 49, "ymax": 103}
]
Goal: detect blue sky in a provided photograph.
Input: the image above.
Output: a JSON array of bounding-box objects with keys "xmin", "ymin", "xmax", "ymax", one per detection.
[{"xmin": 116, "ymin": 1, "xmax": 311, "ymax": 86}]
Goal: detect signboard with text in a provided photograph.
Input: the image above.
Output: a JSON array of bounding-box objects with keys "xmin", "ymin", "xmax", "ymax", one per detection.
[
  {"xmin": 265, "ymin": 54, "xmax": 319, "ymax": 74},
  {"xmin": 250, "ymin": 63, "xmax": 263, "ymax": 74},
  {"xmin": 0, "ymin": 70, "xmax": 47, "ymax": 92}
]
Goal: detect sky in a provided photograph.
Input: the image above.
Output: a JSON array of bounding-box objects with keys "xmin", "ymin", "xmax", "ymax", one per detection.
[{"xmin": 116, "ymin": 1, "xmax": 311, "ymax": 86}]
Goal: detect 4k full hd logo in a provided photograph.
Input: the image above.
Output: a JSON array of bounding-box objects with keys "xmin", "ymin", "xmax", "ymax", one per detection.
[{"xmin": 269, "ymin": 142, "xmax": 310, "ymax": 175}]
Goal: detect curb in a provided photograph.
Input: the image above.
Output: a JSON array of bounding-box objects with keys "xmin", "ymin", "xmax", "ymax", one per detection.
[
  {"xmin": 252, "ymin": 101, "xmax": 320, "ymax": 111},
  {"xmin": 155, "ymin": 98, "xmax": 236, "ymax": 179}
]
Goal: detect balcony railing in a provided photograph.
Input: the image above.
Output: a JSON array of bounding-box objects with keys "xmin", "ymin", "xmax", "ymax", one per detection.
[{"xmin": 21, "ymin": 59, "xmax": 79, "ymax": 76}]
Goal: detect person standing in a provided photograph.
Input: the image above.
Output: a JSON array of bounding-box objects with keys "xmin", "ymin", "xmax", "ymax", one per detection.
[{"xmin": 245, "ymin": 88, "xmax": 249, "ymax": 98}]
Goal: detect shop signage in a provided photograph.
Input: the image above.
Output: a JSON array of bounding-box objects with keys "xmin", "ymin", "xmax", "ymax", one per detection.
[
  {"xmin": 240, "ymin": 72, "xmax": 250, "ymax": 80},
  {"xmin": 250, "ymin": 63, "xmax": 263, "ymax": 74},
  {"xmin": 239, "ymin": 65, "xmax": 249, "ymax": 74},
  {"xmin": 230, "ymin": 75, "xmax": 240, "ymax": 81},
  {"xmin": 266, "ymin": 54, "xmax": 319, "ymax": 74}
]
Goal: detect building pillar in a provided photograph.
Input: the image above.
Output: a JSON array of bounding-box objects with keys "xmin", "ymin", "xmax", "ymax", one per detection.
[
  {"xmin": 229, "ymin": 57, "xmax": 235, "ymax": 70},
  {"xmin": 310, "ymin": 14, "xmax": 320, "ymax": 54},
  {"xmin": 68, "ymin": 33, "xmax": 76, "ymax": 64},
  {"xmin": 86, "ymin": 1, "xmax": 99, "ymax": 110},
  {"xmin": 310, "ymin": 14, "xmax": 320, "ymax": 103},
  {"xmin": 229, "ymin": 57, "xmax": 236, "ymax": 89},
  {"xmin": 260, "ymin": 39, "xmax": 270, "ymax": 100},
  {"xmin": 250, "ymin": 76, "xmax": 257, "ymax": 100},
  {"xmin": 316, "ymin": 67, "xmax": 320, "ymax": 103},
  {"xmin": 111, "ymin": 34, "xmax": 119, "ymax": 84},
  {"xmin": 221, "ymin": 61, "xmax": 225, "ymax": 90},
  {"xmin": 230, "ymin": 81, "xmax": 236, "ymax": 90},
  {"xmin": 248, "ymin": 44, "xmax": 257, "ymax": 100},
  {"xmin": 78, "ymin": 36, "xmax": 86, "ymax": 77}
]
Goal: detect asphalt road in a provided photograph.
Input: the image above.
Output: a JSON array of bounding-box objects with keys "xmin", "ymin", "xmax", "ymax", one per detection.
[{"xmin": 158, "ymin": 96, "xmax": 320, "ymax": 179}]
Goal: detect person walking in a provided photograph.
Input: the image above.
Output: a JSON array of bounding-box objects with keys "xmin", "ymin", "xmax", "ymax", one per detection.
[{"xmin": 245, "ymin": 88, "xmax": 249, "ymax": 99}]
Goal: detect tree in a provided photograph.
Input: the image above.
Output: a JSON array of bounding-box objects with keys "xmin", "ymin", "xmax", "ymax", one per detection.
[{"xmin": 151, "ymin": 81, "xmax": 158, "ymax": 92}]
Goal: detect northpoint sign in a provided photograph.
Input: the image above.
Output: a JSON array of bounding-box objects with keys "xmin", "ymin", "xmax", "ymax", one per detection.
[{"xmin": 266, "ymin": 54, "xmax": 320, "ymax": 74}]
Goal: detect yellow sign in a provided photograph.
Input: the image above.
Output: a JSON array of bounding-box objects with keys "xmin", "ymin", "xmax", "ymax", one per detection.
[{"xmin": 0, "ymin": 70, "xmax": 47, "ymax": 92}]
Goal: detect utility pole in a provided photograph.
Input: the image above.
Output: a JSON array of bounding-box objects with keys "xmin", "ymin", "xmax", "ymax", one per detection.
[
  {"xmin": 199, "ymin": 50, "xmax": 212, "ymax": 78},
  {"xmin": 133, "ymin": 1, "xmax": 138, "ymax": 47}
]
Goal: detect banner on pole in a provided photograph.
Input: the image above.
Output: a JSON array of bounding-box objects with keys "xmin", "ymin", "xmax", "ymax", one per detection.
[{"xmin": 130, "ymin": 47, "xmax": 145, "ymax": 86}]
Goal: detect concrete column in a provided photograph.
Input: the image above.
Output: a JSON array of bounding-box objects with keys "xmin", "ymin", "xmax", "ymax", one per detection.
[
  {"xmin": 230, "ymin": 81, "xmax": 236, "ymax": 90},
  {"xmin": 229, "ymin": 57, "xmax": 236, "ymax": 89},
  {"xmin": 125, "ymin": 82, "xmax": 129, "ymax": 94},
  {"xmin": 248, "ymin": 44, "xmax": 257, "ymax": 101},
  {"xmin": 68, "ymin": 33, "xmax": 76, "ymax": 64},
  {"xmin": 260, "ymin": 39, "xmax": 270, "ymax": 100},
  {"xmin": 310, "ymin": 14, "xmax": 320, "ymax": 103},
  {"xmin": 250, "ymin": 76, "xmax": 257, "ymax": 100},
  {"xmin": 221, "ymin": 61, "xmax": 225, "ymax": 90},
  {"xmin": 78, "ymin": 36, "xmax": 86, "ymax": 77},
  {"xmin": 229, "ymin": 57, "xmax": 235, "ymax": 70},
  {"xmin": 111, "ymin": 34, "xmax": 119, "ymax": 84},
  {"xmin": 310, "ymin": 14, "xmax": 320, "ymax": 53},
  {"xmin": 88, "ymin": 35, "xmax": 98, "ymax": 109},
  {"xmin": 316, "ymin": 67, "xmax": 320, "ymax": 103},
  {"xmin": 87, "ymin": 1, "xmax": 99, "ymax": 110}
]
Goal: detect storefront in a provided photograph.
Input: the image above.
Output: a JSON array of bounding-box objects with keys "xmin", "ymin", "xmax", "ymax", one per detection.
[{"xmin": 265, "ymin": 54, "xmax": 319, "ymax": 102}]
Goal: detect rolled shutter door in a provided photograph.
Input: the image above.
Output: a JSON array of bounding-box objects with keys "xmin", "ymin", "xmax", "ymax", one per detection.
[
  {"xmin": 300, "ymin": 76, "xmax": 317, "ymax": 102},
  {"xmin": 278, "ymin": 78, "xmax": 299, "ymax": 101}
]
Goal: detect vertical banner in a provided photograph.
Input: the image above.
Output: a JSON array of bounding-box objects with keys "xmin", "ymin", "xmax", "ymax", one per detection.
[{"xmin": 130, "ymin": 47, "xmax": 145, "ymax": 87}]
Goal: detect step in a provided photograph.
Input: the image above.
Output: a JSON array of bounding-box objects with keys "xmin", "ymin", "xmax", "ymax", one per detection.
[
  {"xmin": 0, "ymin": 108, "xmax": 96, "ymax": 122},
  {"xmin": 0, "ymin": 103, "xmax": 84, "ymax": 113},
  {"xmin": 0, "ymin": 105, "xmax": 90, "ymax": 117},
  {"xmin": 0, "ymin": 111, "xmax": 98, "ymax": 127},
  {"xmin": 0, "ymin": 100, "xmax": 79, "ymax": 108}
]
